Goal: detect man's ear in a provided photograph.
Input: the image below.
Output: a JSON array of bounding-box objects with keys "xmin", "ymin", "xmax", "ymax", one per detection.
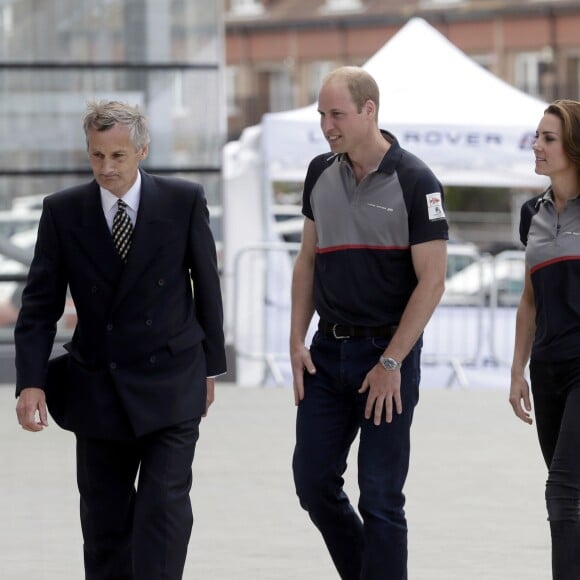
[
  {"xmin": 364, "ymin": 99, "xmax": 376, "ymax": 119},
  {"xmin": 139, "ymin": 143, "xmax": 149, "ymax": 161}
]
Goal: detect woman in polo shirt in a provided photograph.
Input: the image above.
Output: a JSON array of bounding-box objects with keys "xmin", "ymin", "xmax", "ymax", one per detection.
[{"xmin": 510, "ymin": 99, "xmax": 580, "ymax": 580}]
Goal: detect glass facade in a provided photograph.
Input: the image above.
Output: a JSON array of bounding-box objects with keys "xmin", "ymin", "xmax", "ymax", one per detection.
[{"xmin": 0, "ymin": 0, "xmax": 225, "ymax": 337}]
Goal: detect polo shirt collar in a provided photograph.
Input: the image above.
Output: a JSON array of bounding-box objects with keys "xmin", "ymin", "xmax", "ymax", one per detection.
[
  {"xmin": 376, "ymin": 130, "xmax": 402, "ymax": 175},
  {"xmin": 336, "ymin": 130, "xmax": 402, "ymax": 175}
]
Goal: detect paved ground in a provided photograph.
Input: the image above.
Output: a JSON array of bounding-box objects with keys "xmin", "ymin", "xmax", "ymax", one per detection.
[{"xmin": 1, "ymin": 381, "xmax": 550, "ymax": 579}]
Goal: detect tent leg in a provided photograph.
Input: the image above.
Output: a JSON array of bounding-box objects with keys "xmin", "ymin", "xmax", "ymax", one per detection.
[
  {"xmin": 446, "ymin": 358, "xmax": 469, "ymax": 389},
  {"xmin": 262, "ymin": 354, "xmax": 285, "ymax": 386}
]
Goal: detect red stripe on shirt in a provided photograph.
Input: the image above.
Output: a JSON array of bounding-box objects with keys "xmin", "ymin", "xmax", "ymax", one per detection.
[
  {"xmin": 530, "ymin": 255, "xmax": 580, "ymax": 274},
  {"xmin": 316, "ymin": 244, "xmax": 409, "ymax": 254}
]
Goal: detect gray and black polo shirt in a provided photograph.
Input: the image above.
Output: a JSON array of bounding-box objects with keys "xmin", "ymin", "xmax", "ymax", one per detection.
[
  {"xmin": 520, "ymin": 188, "xmax": 580, "ymax": 362},
  {"xmin": 302, "ymin": 131, "xmax": 449, "ymax": 327}
]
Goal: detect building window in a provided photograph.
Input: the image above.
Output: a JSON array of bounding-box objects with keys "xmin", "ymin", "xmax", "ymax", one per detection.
[
  {"xmin": 308, "ymin": 61, "xmax": 335, "ymax": 102},
  {"xmin": 564, "ymin": 55, "xmax": 580, "ymax": 100},
  {"xmin": 226, "ymin": 66, "xmax": 239, "ymax": 116},
  {"xmin": 228, "ymin": 0, "xmax": 264, "ymax": 16},
  {"xmin": 269, "ymin": 69, "xmax": 294, "ymax": 112},
  {"xmin": 470, "ymin": 53, "xmax": 493, "ymax": 72},
  {"xmin": 0, "ymin": 4, "xmax": 13, "ymax": 36},
  {"xmin": 321, "ymin": 0, "xmax": 363, "ymax": 13},
  {"xmin": 515, "ymin": 50, "xmax": 557, "ymax": 100},
  {"xmin": 419, "ymin": 0, "xmax": 464, "ymax": 7},
  {"xmin": 514, "ymin": 52, "xmax": 543, "ymax": 98}
]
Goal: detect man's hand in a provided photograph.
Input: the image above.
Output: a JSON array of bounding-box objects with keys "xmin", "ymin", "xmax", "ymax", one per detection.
[
  {"xmin": 290, "ymin": 343, "xmax": 316, "ymax": 405},
  {"xmin": 203, "ymin": 378, "xmax": 215, "ymax": 417},
  {"xmin": 509, "ymin": 374, "xmax": 533, "ymax": 425},
  {"xmin": 359, "ymin": 364, "xmax": 402, "ymax": 425},
  {"xmin": 16, "ymin": 387, "xmax": 48, "ymax": 432}
]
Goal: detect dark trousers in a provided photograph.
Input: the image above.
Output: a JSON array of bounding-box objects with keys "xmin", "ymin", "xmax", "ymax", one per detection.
[
  {"xmin": 293, "ymin": 333, "xmax": 421, "ymax": 580},
  {"xmin": 530, "ymin": 359, "xmax": 580, "ymax": 580},
  {"xmin": 76, "ymin": 417, "xmax": 201, "ymax": 580}
]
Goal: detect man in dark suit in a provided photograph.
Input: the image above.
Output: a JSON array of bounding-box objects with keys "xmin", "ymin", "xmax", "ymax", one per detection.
[{"xmin": 14, "ymin": 100, "xmax": 226, "ymax": 579}]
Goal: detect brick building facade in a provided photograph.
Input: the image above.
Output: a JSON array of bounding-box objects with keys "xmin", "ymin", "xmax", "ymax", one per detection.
[{"xmin": 225, "ymin": 0, "xmax": 580, "ymax": 139}]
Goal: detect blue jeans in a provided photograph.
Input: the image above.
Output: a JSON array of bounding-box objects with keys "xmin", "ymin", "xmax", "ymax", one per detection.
[{"xmin": 293, "ymin": 332, "xmax": 421, "ymax": 580}]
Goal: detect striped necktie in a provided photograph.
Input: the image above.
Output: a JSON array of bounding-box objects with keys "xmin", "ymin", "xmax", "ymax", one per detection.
[{"xmin": 112, "ymin": 199, "xmax": 133, "ymax": 262}]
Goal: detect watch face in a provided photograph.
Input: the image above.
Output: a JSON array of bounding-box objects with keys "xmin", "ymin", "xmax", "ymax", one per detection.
[{"xmin": 381, "ymin": 356, "xmax": 400, "ymax": 370}]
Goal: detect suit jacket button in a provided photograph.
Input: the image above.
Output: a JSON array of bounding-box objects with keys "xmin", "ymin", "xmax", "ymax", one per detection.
[
  {"xmin": 145, "ymin": 319, "xmax": 153, "ymax": 326},
  {"xmin": 106, "ymin": 323, "xmax": 113, "ymax": 331},
  {"xmin": 157, "ymin": 279, "xmax": 165, "ymax": 286},
  {"xmin": 109, "ymin": 362, "xmax": 117, "ymax": 370},
  {"xmin": 149, "ymin": 355, "xmax": 157, "ymax": 364}
]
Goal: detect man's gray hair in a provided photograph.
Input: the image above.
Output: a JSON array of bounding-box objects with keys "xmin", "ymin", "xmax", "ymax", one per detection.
[{"xmin": 83, "ymin": 100, "xmax": 151, "ymax": 150}]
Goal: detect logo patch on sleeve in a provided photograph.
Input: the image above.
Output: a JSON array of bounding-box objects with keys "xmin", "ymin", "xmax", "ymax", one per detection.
[{"xmin": 426, "ymin": 192, "xmax": 446, "ymax": 221}]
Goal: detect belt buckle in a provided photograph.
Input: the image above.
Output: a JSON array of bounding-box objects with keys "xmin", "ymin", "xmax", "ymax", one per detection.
[{"xmin": 332, "ymin": 324, "xmax": 350, "ymax": 339}]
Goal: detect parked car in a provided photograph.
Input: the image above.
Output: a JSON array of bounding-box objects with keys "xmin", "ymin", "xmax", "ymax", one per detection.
[
  {"xmin": 0, "ymin": 228, "xmax": 33, "ymax": 329},
  {"xmin": 441, "ymin": 250, "xmax": 525, "ymax": 307},
  {"xmin": 0, "ymin": 227, "xmax": 76, "ymax": 332},
  {"xmin": 446, "ymin": 242, "xmax": 479, "ymax": 278}
]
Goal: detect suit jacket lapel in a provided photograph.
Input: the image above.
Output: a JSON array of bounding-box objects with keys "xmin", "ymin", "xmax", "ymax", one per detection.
[
  {"xmin": 71, "ymin": 182, "xmax": 122, "ymax": 284},
  {"xmin": 113, "ymin": 171, "xmax": 174, "ymax": 308}
]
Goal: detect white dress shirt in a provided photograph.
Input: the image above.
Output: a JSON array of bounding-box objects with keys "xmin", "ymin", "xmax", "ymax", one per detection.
[{"xmin": 100, "ymin": 171, "xmax": 141, "ymax": 233}]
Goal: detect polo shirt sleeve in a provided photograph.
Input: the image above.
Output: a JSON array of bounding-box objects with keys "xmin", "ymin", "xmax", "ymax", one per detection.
[
  {"xmin": 302, "ymin": 153, "xmax": 332, "ymax": 221},
  {"xmin": 519, "ymin": 195, "xmax": 542, "ymax": 247},
  {"xmin": 404, "ymin": 168, "xmax": 449, "ymax": 246}
]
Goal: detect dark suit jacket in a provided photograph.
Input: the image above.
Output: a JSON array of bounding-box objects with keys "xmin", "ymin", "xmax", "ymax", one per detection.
[{"xmin": 14, "ymin": 171, "xmax": 226, "ymax": 439}]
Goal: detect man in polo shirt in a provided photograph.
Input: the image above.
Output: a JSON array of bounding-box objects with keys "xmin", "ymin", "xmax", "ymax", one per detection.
[{"xmin": 290, "ymin": 66, "xmax": 448, "ymax": 579}]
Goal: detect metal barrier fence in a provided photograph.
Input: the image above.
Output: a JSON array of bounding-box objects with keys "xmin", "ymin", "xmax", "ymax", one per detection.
[
  {"xmin": 0, "ymin": 244, "xmax": 524, "ymax": 388},
  {"xmin": 231, "ymin": 242, "xmax": 301, "ymax": 386},
  {"xmin": 231, "ymin": 242, "xmax": 525, "ymax": 387},
  {"xmin": 0, "ymin": 272, "xmax": 75, "ymax": 345}
]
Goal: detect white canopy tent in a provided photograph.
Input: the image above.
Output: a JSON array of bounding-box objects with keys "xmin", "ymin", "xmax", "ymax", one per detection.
[
  {"xmin": 260, "ymin": 16, "xmax": 549, "ymax": 189},
  {"xmin": 223, "ymin": 17, "xmax": 550, "ymax": 384}
]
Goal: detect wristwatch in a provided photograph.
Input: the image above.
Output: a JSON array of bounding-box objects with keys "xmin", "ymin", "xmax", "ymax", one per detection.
[{"xmin": 379, "ymin": 355, "xmax": 402, "ymax": 371}]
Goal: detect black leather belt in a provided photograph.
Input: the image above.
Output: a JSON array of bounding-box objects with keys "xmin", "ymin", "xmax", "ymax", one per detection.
[{"xmin": 318, "ymin": 319, "xmax": 398, "ymax": 339}]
